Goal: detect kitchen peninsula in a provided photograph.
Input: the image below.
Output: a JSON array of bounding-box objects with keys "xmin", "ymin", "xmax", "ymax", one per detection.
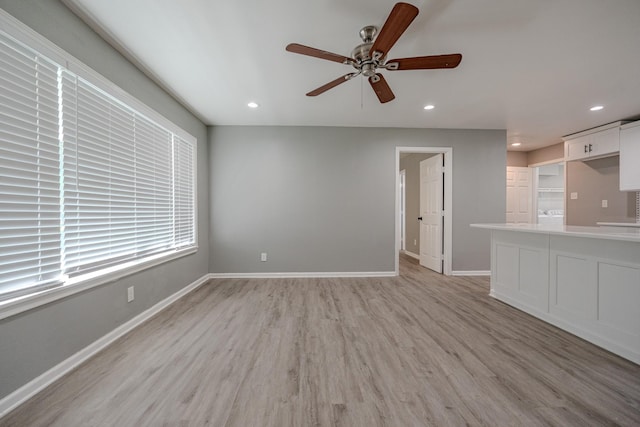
[{"xmin": 471, "ymin": 223, "xmax": 640, "ymax": 364}]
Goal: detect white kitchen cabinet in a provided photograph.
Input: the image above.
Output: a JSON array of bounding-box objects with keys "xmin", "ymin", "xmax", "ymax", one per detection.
[
  {"xmin": 620, "ymin": 121, "xmax": 640, "ymax": 191},
  {"xmin": 471, "ymin": 223, "xmax": 640, "ymax": 364},
  {"xmin": 565, "ymin": 134, "xmax": 591, "ymax": 161},
  {"xmin": 564, "ymin": 124, "xmax": 621, "ymax": 161},
  {"xmin": 548, "ymin": 235, "xmax": 640, "ymax": 363}
]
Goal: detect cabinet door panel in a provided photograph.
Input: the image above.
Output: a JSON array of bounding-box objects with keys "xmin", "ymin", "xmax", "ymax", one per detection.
[
  {"xmin": 597, "ymin": 262, "xmax": 640, "ymax": 337},
  {"xmin": 552, "ymin": 253, "xmax": 595, "ymax": 319},
  {"xmin": 565, "ymin": 137, "xmax": 588, "ymax": 161},
  {"xmin": 589, "ymin": 127, "xmax": 619, "ymax": 158},
  {"xmin": 620, "ymin": 124, "xmax": 640, "ymax": 191}
]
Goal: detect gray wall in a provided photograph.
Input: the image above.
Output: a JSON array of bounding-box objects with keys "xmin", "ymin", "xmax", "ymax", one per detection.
[
  {"xmin": 399, "ymin": 153, "xmax": 435, "ymax": 256},
  {"xmin": 0, "ymin": 0, "xmax": 209, "ymax": 401},
  {"xmin": 566, "ymin": 156, "xmax": 636, "ymax": 225},
  {"xmin": 209, "ymin": 126, "xmax": 506, "ymax": 274}
]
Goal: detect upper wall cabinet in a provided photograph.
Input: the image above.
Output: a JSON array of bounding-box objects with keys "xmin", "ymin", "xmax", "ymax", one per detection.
[
  {"xmin": 620, "ymin": 121, "xmax": 640, "ymax": 192},
  {"xmin": 563, "ymin": 122, "xmax": 625, "ymax": 162}
]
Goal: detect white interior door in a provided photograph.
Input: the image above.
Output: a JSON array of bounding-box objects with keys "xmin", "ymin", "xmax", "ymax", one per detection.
[
  {"xmin": 419, "ymin": 154, "xmax": 443, "ymax": 273},
  {"xmin": 506, "ymin": 166, "xmax": 533, "ymax": 223}
]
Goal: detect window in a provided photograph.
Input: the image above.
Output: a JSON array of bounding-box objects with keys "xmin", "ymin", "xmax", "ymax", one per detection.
[
  {"xmin": 1, "ymin": 39, "xmax": 62, "ymax": 298},
  {"xmin": 0, "ymin": 18, "xmax": 197, "ymax": 304}
]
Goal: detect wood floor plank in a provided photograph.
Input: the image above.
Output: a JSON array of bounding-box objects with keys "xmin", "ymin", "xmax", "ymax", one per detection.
[{"xmin": 2, "ymin": 254, "xmax": 639, "ymax": 426}]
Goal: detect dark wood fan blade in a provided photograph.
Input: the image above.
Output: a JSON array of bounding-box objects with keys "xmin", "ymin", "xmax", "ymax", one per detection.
[
  {"xmin": 286, "ymin": 43, "xmax": 353, "ymax": 65},
  {"xmin": 386, "ymin": 54, "xmax": 462, "ymax": 70},
  {"xmin": 306, "ymin": 73, "xmax": 357, "ymax": 96},
  {"xmin": 370, "ymin": 3, "xmax": 419, "ymax": 61},
  {"xmin": 368, "ymin": 73, "xmax": 395, "ymax": 103}
]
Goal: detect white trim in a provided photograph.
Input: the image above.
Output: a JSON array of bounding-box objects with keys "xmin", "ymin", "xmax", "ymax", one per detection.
[
  {"xmin": 395, "ymin": 147, "xmax": 453, "ymax": 276},
  {"xmin": 402, "ymin": 250, "xmax": 420, "ymax": 260},
  {"xmin": 452, "ymin": 270, "xmax": 491, "ymax": 276},
  {"xmin": 0, "ymin": 247, "xmax": 197, "ymax": 321},
  {"xmin": 399, "ymin": 169, "xmax": 406, "ymax": 251},
  {"xmin": 208, "ymin": 271, "xmax": 397, "ymax": 279},
  {"xmin": 562, "ymin": 121, "xmax": 627, "ymax": 141},
  {"xmin": 0, "ymin": 273, "xmax": 210, "ymax": 420}
]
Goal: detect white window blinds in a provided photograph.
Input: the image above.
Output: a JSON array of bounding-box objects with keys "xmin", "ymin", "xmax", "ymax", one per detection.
[
  {"xmin": 62, "ymin": 78, "xmax": 179, "ymax": 275},
  {"xmin": 0, "ymin": 35, "xmax": 63, "ymax": 298},
  {"xmin": 0, "ymin": 28, "xmax": 196, "ymax": 301},
  {"xmin": 173, "ymin": 135, "xmax": 195, "ymax": 247}
]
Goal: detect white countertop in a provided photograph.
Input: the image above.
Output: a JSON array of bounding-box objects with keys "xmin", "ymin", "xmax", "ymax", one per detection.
[
  {"xmin": 470, "ymin": 223, "xmax": 640, "ymax": 243},
  {"xmin": 596, "ymin": 222, "xmax": 640, "ymax": 228}
]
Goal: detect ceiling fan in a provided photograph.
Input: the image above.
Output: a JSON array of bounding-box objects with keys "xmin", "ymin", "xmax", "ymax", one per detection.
[{"xmin": 285, "ymin": 2, "xmax": 462, "ymax": 103}]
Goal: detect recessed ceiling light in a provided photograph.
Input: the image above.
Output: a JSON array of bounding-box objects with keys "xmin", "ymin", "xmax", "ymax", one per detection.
[
  {"xmin": 423, "ymin": 104, "xmax": 435, "ymax": 110},
  {"xmin": 590, "ymin": 105, "xmax": 603, "ymax": 111},
  {"xmin": 247, "ymin": 102, "xmax": 259, "ymax": 109},
  {"xmin": 511, "ymin": 142, "xmax": 521, "ymax": 147}
]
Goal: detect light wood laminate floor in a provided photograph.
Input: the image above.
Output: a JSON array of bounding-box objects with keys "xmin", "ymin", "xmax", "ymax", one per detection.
[{"xmin": 3, "ymin": 254, "xmax": 640, "ymax": 426}]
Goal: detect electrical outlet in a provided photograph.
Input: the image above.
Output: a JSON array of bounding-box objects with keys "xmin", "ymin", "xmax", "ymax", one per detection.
[
  {"xmin": 570, "ymin": 192, "xmax": 578, "ymax": 200},
  {"xmin": 414, "ymin": 239, "xmax": 417, "ymax": 246},
  {"xmin": 127, "ymin": 286, "xmax": 134, "ymax": 302},
  {"xmin": 261, "ymin": 252, "xmax": 267, "ymax": 262},
  {"xmin": 602, "ymin": 199, "xmax": 608, "ymax": 208}
]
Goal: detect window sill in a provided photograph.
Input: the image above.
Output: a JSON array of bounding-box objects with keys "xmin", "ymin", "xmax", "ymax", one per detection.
[{"xmin": 0, "ymin": 246, "xmax": 198, "ymax": 321}]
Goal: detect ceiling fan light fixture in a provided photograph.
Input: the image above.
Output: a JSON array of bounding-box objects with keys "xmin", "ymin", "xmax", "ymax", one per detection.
[
  {"xmin": 590, "ymin": 105, "xmax": 604, "ymax": 111},
  {"xmin": 247, "ymin": 102, "xmax": 259, "ymax": 109},
  {"xmin": 423, "ymin": 104, "xmax": 435, "ymax": 110}
]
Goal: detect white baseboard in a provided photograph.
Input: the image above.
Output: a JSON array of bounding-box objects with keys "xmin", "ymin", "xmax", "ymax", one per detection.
[
  {"xmin": 0, "ymin": 274, "xmax": 210, "ymax": 420},
  {"xmin": 452, "ymin": 270, "xmax": 491, "ymax": 276},
  {"xmin": 402, "ymin": 250, "xmax": 420, "ymax": 260},
  {"xmin": 208, "ymin": 271, "xmax": 397, "ymax": 279}
]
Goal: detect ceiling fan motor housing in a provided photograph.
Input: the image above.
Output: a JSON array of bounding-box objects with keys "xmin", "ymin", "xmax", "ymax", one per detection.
[
  {"xmin": 352, "ymin": 26, "xmax": 383, "ymax": 76},
  {"xmin": 352, "ymin": 42, "xmax": 378, "ymax": 76}
]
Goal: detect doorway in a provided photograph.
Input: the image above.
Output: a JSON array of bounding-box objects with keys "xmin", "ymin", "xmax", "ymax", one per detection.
[
  {"xmin": 395, "ymin": 147, "xmax": 452, "ymax": 276},
  {"xmin": 534, "ymin": 162, "xmax": 565, "ymax": 225}
]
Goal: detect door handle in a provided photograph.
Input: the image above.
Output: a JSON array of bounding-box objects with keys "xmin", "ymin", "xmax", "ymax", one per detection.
[
  {"xmin": 418, "ymin": 217, "xmax": 423, "ymax": 221},
  {"xmin": 584, "ymin": 144, "xmax": 588, "ymax": 153},
  {"xmin": 589, "ymin": 143, "xmax": 592, "ymax": 152}
]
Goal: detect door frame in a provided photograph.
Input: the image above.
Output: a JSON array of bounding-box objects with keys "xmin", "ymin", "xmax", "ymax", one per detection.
[
  {"xmin": 395, "ymin": 146, "xmax": 453, "ymax": 276},
  {"xmin": 399, "ymin": 169, "xmax": 406, "ymax": 251}
]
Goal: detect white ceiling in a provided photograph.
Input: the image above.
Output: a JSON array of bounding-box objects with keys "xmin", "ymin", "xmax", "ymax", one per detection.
[{"xmin": 63, "ymin": 0, "xmax": 640, "ymax": 151}]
